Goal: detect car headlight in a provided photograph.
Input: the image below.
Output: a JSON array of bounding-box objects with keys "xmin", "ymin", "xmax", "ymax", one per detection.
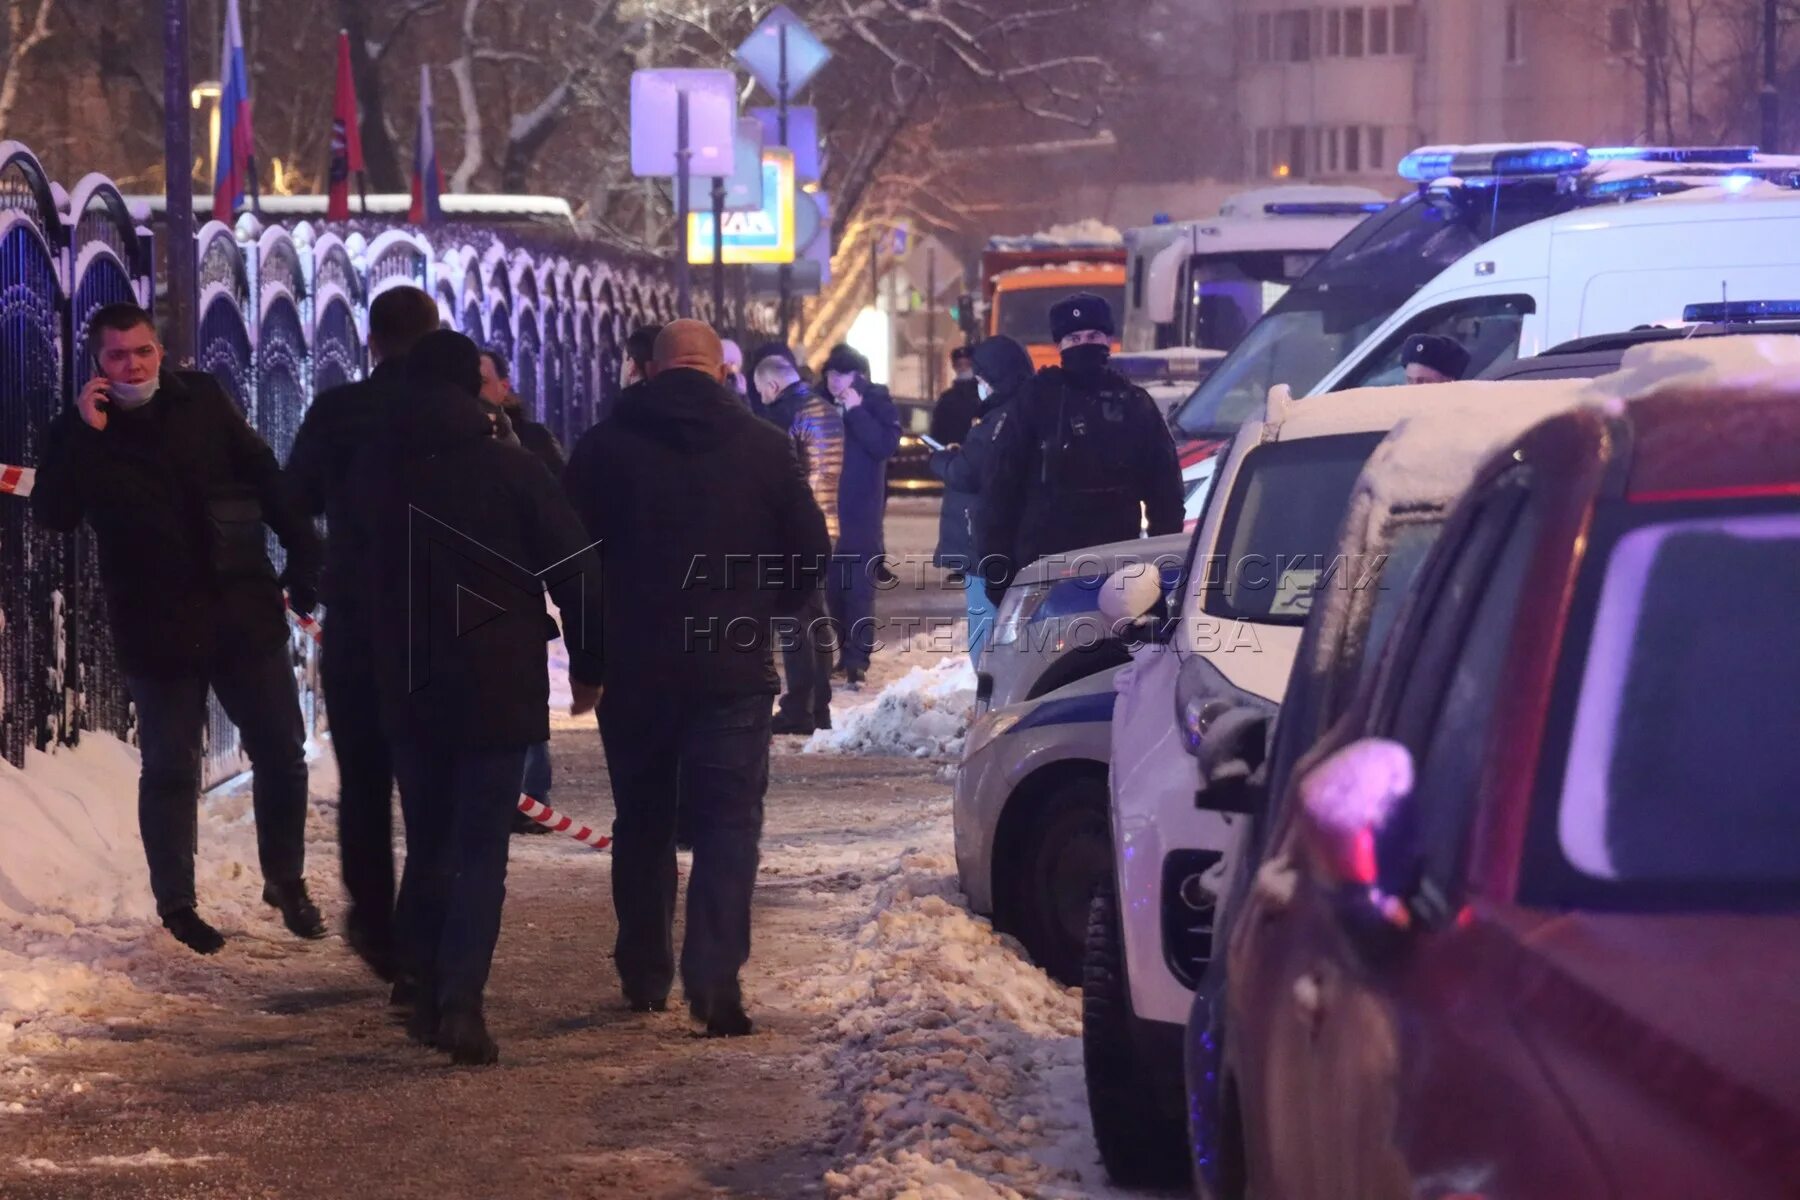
[
  {"xmin": 964, "ymin": 709, "xmax": 1022, "ymax": 759},
  {"xmin": 991, "ymin": 582, "xmax": 1052, "ymax": 647}
]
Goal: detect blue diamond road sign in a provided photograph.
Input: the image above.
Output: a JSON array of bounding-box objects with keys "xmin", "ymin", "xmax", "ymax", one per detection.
[{"xmin": 735, "ymin": 5, "xmax": 832, "ymax": 101}]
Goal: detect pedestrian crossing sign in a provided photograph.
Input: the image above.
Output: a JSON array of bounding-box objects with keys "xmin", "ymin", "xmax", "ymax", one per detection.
[{"xmin": 688, "ymin": 148, "xmax": 796, "ymax": 265}]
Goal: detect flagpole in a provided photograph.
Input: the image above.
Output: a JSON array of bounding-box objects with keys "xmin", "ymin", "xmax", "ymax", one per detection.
[{"xmin": 162, "ymin": 0, "xmax": 197, "ymax": 365}]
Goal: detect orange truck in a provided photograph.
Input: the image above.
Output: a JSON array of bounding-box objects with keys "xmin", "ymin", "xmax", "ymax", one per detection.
[{"xmin": 981, "ymin": 226, "xmax": 1127, "ymax": 370}]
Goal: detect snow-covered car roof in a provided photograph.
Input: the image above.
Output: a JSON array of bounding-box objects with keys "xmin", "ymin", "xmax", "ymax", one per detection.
[
  {"xmin": 1586, "ymin": 331, "xmax": 1800, "ymax": 404},
  {"xmin": 987, "ymin": 218, "xmax": 1125, "ymax": 250}
]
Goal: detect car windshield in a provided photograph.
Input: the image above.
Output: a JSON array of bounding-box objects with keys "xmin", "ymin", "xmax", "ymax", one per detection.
[
  {"xmin": 1546, "ymin": 506, "xmax": 1800, "ymax": 908},
  {"xmin": 1171, "ymin": 180, "xmax": 1583, "ymax": 440},
  {"xmin": 1202, "ymin": 432, "xmax": 1389, "ymax": 625},
  {"xmin": 995, "ymin": 283, "xmax": 1126, "ymax": 345}
]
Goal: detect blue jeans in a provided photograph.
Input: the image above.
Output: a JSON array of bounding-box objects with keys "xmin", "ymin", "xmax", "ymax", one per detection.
[
  {"xmin": 391, "ymin": 741, "xmax": 527, "ymax": 1013},
  {"xmin": 126, "ymin": 642, "xmax": 309, "ymax": 917},
  {"xmin": 964, "ymin": 572, "xmax": 997, "ymax": 664},
  {"xmin": 597, "ymin": 690, "xmax": 771, "ymax": 1005}
]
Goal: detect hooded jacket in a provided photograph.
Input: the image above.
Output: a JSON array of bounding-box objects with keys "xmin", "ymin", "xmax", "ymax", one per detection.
[
  {"xmin": 348, "ymin": 341, "xmax": 604, "ymax": 750},
  {"xmin": 561, "ymin": 368, "xmax": 832, "ymax": 698},
  {"xmin": 33, "ymin": 368, "xmax": 322, "ymax": 677},
  {"xmin": 928, "ymin": 336, "xmax": 1035, "ymax": 571}
]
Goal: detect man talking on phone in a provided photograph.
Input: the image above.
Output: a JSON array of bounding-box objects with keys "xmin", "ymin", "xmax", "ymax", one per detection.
[{"xmin": 33, "ymin": 303, "xmax": 326, "ymax": 955}]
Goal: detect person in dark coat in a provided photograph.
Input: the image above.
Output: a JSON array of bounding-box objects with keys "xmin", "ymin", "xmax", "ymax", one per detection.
[
  {"xmin": 595, "ymin": 324, "xmax": 662, "ymax": 426},
  {"xmin": 746, "ymin": 341, "xmax": 800, "ymax": 426},
  {"xmin": 562, "ymin": 320, "xmax": 830, "ymax": 1035},
  {"xmin": 821, "ymin": 344, "xmax": 902, "ymax": 685},
  {"xmin": 752, "ymin": 352, "xmax": 842, "ymax": 735},
  {"xmin": 349, "ymin": 329, "xmax": 605, "ymax": 1066},
  {"xmin": 979, "ymin": 293, "xmax": 1185, "ymax": 604},
  {"xmin": 33, "ymin": 302, "xmax": 326, "ymax": 955},
  {"xmin": 478, "ymin": 349, "xmax": 565, "ymax": 473},
  {"xmin": 927, "ymin": 336, "xmax": 1035, "ymax": 663},
  {"xmin": 286, "ymin": 284, "xmax": 440, "ymax": 978},
  {"xmin": 929, "ymin": 345, "xmax": 981, "ymax": 445}
]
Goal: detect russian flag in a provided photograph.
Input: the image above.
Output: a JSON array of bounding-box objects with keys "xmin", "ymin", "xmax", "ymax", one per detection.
[
  {"xmin": 409, "ymin": 65, "xmax": 444, "ymax": 225},
  {"xmin": 212, "ymin": 0, "xmax": 254, "ymax": 220}
]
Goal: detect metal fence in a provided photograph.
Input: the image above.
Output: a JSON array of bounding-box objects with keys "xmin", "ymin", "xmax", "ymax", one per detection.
[{"xmin": 1, "ymin": 140, "xmax": 772, "ymax": 783}]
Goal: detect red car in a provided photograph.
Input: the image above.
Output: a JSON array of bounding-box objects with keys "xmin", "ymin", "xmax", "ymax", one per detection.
[{"xmin": 1210, "ymin": 385, "xmax": 1800, "ymax": 1199}]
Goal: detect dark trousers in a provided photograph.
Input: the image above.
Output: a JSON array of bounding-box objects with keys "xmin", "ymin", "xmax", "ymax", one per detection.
[
  {"xmin": 775, "ymin": 589, "xmax": 833, "ymax": 724},
  {"xmin": 598, "ymin": 690, "xmax": 771, "ymax": 1004},
  {"xmin": 321, "ymin": 622, "xmax": 395, "ymax": 939},
  {"xmin": 391, "ymin": 741, "xmax": 526, "ymax": 1013},
  {"xmin": 522, "ymin": 740, "xmax": 552, "ymax": 802},
  {"xmin": 829, "ymin": 553, "xmax": 880, "ymax": 672},
  {"xmin": 126, "ymin": 641, "xmax": 309, "ymax": 918}
]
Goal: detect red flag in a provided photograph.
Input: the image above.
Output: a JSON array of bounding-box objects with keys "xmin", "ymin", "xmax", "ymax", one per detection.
[{"xmin": 326, "ymin": 31, "xmax": 365, "ymax": 222}]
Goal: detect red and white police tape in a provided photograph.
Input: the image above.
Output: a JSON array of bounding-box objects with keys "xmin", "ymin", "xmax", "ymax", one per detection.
[
  {"xmin": 0, "ymin": 463, "xmax": 35, "ymax": 497},
  {"xmin": 284, "ymin": 601, "xmax": 611, "ymax": 852}
]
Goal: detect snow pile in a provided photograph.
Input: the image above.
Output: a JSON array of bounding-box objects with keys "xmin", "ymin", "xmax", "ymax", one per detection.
[
  {"xmin": 793, "ymin": 851, "xmax": 1115, "ymax": 1200},
  {"xmin": 988, "ymin": 219, "xmax": 1124, "ymax": 249},
  {"xmin": 0, "ymin": 735, "xmax": 339, "ymax": 1059},
  {"xmin": 804, "ymin": 656, "xmax": 977, "ymax": 759}
]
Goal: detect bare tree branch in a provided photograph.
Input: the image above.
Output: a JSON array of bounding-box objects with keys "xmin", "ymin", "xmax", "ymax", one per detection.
[{"xmin": 1, "ymin": 0, "xmax": 58, "ymax": 133}]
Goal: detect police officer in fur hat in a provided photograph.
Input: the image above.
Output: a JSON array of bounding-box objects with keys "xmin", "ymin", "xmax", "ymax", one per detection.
[
  {"xmin": 1401, "ymin": 333, "xmax": 1471, "ymax": 385},
  {"xmin": 976, "ymin": 292, "xmax": 1184, "ymax": 602}
]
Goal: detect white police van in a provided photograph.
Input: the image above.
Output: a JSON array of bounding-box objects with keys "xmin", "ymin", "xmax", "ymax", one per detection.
[{"xmin": 1168, "ymin": 143, "xmax": 1800, "ymax": 451}]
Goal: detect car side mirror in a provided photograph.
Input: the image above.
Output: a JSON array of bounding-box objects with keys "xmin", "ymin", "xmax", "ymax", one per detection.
[{"xmin": 1296, "ymin": 738, "xmax": 1415, "ymax": 930}]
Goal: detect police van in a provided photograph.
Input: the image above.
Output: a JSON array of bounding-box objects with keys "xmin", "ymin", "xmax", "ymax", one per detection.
[
  {"xmin": 1168, "ymin": 143, "xmax": 1800, "ymax": 475},
  {"xmin": 1121, "ymin": 185, "xmax": 1388, "ymax": 355}
]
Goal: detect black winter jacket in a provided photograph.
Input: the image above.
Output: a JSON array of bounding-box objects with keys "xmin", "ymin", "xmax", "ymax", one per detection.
[
  {"xmin": 287, "ymin": 359, "xmax": 404, "ymax": 612},
  {"xmin": 33, "ymin": 369, "xmax": 322, "ymax": 678},
  {"xmin": 927, "ymin": 338, "xmax": 1035, "ymax": 571},
  {"xmin": 834, "ymin": 381, "xmax": 903, "ymax": 558},
  {"xmin": 978, "ymin": 362, "xmax": 1185, "ymax": 602},
  {"xmin": 929, "ymin": 379, "xmax": 982, "ymax": 445},
  {"xmin": 348, "ymin": 381, "xmax": 604, "ymax": 750},
  {"xmin": 561, "ymin": 369, "xmax": 832, "ymax": 698}
]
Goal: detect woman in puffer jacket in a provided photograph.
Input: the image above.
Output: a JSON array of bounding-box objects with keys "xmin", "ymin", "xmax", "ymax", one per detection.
[{"xmin": 928, "ymin": 335, "xmax": 1035, "ymax": 663}]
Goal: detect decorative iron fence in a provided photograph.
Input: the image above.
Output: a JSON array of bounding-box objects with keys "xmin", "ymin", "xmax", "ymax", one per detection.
[{"xmin": 0, "ymin": 140, "xmax": 775, "ymax": 782}]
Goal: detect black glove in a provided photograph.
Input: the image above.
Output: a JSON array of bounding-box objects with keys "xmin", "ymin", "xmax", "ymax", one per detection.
[{"xmin": 283, "ymin": 574, "xmax": 319, "ymax": 617}]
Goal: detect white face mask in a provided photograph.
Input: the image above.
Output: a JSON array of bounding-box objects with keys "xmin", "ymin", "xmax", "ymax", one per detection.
[
  {"xmin": 977, "ymin": 380, "xmax": 993, "ymax": 403},
  {"xmin": 107, "ymin": 377, "xmax": 159, "ymax": 409}
]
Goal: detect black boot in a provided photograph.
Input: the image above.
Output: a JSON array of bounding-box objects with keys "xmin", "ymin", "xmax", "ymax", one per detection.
[
  {"xmin": 688, "ymin": 983, "xmax": 753, "ymax": 1038},
  {"xmin": 437, "ymin": 1007, "xmax": 499, "ymax": 1066},
  {"xmin": 162, "ymin": 908, "xmax": 225, "ymax": 955},
  {"xmin": 404, "ymin": 990, "xmax": 439, "ymax": 1046},
  {"xmin": 844, "ymin": 667, "xmax": 866, "ymax": 688},
  {"xmin": 770, "ymin": 712, "xmax": 815, "ymax": 736},
  {"xmin": 263, "ymin": 880, "xmax": 327, "ymax": 940},
  {"xmin": 511, "ymin": 810, "xmax": 553, "ymax": 836}
]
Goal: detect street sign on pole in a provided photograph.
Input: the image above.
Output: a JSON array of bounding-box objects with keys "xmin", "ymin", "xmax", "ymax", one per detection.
[
  {"xmin": 688, "ymin": 147, "xmax": 797, "ymax": 266},
  {"xmin": 749, "ymin": 106, "xmax": 821, "ymax": 182},
  {"xmin": 631, "ymin": 68, "xmax": 738, "ymax": 318},
  {"xmin": 735, "ymin": 5, "xmax": 831, "ymax": 101}
]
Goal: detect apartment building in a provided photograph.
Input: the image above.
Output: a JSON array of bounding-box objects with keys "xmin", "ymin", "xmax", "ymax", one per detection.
[{"xmin": 1235, "ymin": 0, "xmax": 1651, "ymax": 184}]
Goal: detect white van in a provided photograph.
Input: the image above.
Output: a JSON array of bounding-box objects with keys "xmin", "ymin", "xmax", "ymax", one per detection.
[
  {"xmin": 1313, "ymin": 181, "xmax": 1800, "ymax": 392},
  {"xmin": 1122, "ymin": 186, "xmax": 1387, "ymax": 354}
]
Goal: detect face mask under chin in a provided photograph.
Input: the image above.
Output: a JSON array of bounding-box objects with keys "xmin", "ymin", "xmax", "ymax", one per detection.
[
  {"xmin": 1060, "ymin": 343, "xmax": 1111, "ymax": 373},
  {"xmin": 107, "ymin": 377, "xmax": 159, "ymax": 409}
]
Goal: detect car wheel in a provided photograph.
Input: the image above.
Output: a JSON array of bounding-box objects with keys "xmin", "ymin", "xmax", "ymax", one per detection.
[
  {"xmin": 1083, "ymin": 883, "xmax": 1188, "ymax": 1188},
  {"xmin": 1011, "ymin": 779, "xmax": 1110, "ymax": 986}
]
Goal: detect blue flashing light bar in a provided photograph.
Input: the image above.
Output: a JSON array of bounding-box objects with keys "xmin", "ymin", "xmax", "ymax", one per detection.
[
  {"xmin": 1589, "ymin": 146, "xmax": 1759, "ymax": 164},
  {"xmin": 1263, "ymin": 201, "xmax": 1389, "ymax": 216},
  {"xmin": 1585, "ymin": 177, "xmax": 1692, "ymax": 201},
  {"xmin": 1398, "ymin": 143, "xmax": 1589, "ymax": 183},
  {"xmin": 1682, "ymin": 299, "xmax": 1800, "ymax": 323}
]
